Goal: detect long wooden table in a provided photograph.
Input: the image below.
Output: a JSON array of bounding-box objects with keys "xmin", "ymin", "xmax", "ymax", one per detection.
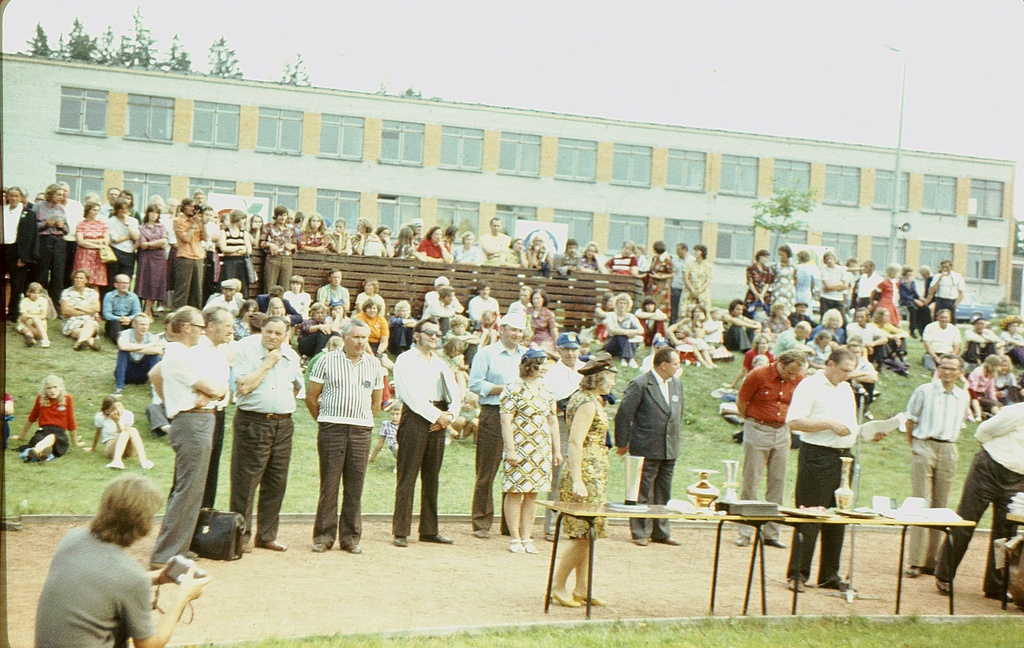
[{"xmin": 538, "ymin": 500, "xmax": 975, "ymax": 619}]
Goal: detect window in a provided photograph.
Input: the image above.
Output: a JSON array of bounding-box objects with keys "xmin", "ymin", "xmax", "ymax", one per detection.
[
  {"xmin": 316, "ymin": 189, "xmax": 360, "ymax": 229},
  {"xmin": 967, "ymin": 245, "xmax": 999, "ymax": 283},
  {"xmin": 59, "ymin": 87, "xmax": 108, "ymax": 135},
  {"xmin": 971, "ymin": 179, "xmax": 1003, "ymax": 219},
  {"xmin": 776, "ymin": 230, "xmax": 808, "ymax": 251},
  {"xmin": 665, "ymin": 150, "xmax": 706, "ymax": 192},
  {"xmin": 192, "ymin": 101, "xmax": 239, "ymax": 148},
  {"xmin": 494, "ymin": 204, "xmax": 537, "ymax": 237},
  {"xmin": 254, "ymin": 183, "xmax": 299, "ymax": 211},
  {"xmin": 921, "ymin": 174, "xmax": 956, "ymax": 215},
  {"xmin": 437, "ymin": 200, "xmax": 480, "ymax": 234},
  {"xmin": 122, "ymin": 172, "xmax": 171, "ymax": 207},
  {"xmin": 256, "ymin": 108, "xmax": 303, "ymax": 155},
  {"xmin": 555, "ymin": 138, "xmax": 597, "ymax": 182},
  {"xmin": 663, "ymin": 219, "xmax": 702, "ymax": 248},
  {"xmin": 319, "ymin": 114, "xmax": 364, "ymax": 160},
  {"xmin": 608, "ymin": 214, "xmax": 648, "ymax": 250},
  {"xmin": 873, "ymin": 170, "xmax": 909, "ymax": 211},
  {"xmin": 56, "ymin": 166, "xmax": 104, "ymax": 202},
  {"xmin": 716, "ymin": 224, "xmax": 755, "ymax": 263},
  {"xmin": 553, "ymin": 209, "xmax": 593, "ymax": 244},
  {"xmin": 380, "ymin": 121, "xmax": 424, "ymax": 166},
  {"xmin": 376, "ymin": 195, "xmax": 420, "ymax": 231},
  {"xmin": 719, "ymin": 155, "xmax": 758, "ymax": 196},
  {"xmin": 439, "ymin": 127, "xmax": 483, "ymax": 171},
  {"xmin": 917, "ymin": 241, "xmax": 954, "ymax": 273},
  {"xmin": 772, "ymin": 160, "xmax": 810, "ymax": 192},
  {"xmin": 870, "ymin": 236, "xmax": 905, "ymax": 269},
  {"xmin": 611, "ymin": 144, "xmax": 652, "ymax": 187},
  {"xmin": 189, "ymin": 178, "xmax": 237, "ymax": 197},
  {"xmin": 824, "ymin": 165, "xmax": 860, "ymax": 206},
  {"xmin": 126, "ymin": 94, "xmax": 174, "ymax": 142},
  {"xmin": 819, "ymin": 233, "xmax": 858, "ymax": 263},
  {"xmin": 498, "ymin": 132, "xmax": 541, "ymax": 176}
]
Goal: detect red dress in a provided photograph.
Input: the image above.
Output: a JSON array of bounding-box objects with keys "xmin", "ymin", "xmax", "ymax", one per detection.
[
  {"xmin": 873, "ymin": 279, "xmax": 901, "ymax": 326},
  {"xmin": 73, "ymin": 219, "xmax": 108, "ymax": 286}
]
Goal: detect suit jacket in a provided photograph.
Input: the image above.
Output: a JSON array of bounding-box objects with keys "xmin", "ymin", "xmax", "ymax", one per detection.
[
  {"xmin": 16, "ymin": 206, "xmax": 39, "ymax": 264},
  {"xmin": 614, "ymin": 370, "xmax": 683, "ymax": 460}
]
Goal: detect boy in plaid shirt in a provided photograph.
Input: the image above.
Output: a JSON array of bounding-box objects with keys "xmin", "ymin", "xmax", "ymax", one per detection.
[{"xmin": 369, "ymin": 401, "xmax": 401, "ymax": 468}]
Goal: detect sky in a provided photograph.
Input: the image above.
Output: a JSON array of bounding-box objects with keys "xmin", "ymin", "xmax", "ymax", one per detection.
[{"xmin": 2, "ymin": 0, "xmax": 1022, "ymax": 175}]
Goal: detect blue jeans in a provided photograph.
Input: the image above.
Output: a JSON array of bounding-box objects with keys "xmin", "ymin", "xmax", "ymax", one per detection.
[{"xmin": 113, "ymin": 351, "xmax": 160, "ymax": 390}]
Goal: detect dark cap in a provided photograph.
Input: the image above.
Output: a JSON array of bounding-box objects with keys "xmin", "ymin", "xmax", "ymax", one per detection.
[
  {"xmin": 556, "ymin": 332, "xmax": 581, "ymax": 349},
  {"xmin": 578, "ymin": 351, "xmax": 616, "ymax": 376}
]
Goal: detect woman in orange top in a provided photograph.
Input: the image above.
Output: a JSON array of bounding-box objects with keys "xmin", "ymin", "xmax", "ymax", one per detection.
[
  {"xmin": 11, "ymin": 374, "xmax": 80, "ymax": 462},
  {"xmin": 355, "ymin": 300, "xmax": 390, "ymax": 356}
]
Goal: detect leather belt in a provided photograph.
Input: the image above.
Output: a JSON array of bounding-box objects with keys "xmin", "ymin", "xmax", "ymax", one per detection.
[
  {"xmin": 747, "ymin": 417, "xmax": 787, "ymax": 429},
  {"xmin": 178, "ymin": 408, "xmax": 214, "ymax": 415},
  {"xmin": 238, "ymin": 409, "xmax": 292, "ymax": 420},
  {"xmin": 920, "ymin": 437, "xmax": 956, "ymax": 443}
]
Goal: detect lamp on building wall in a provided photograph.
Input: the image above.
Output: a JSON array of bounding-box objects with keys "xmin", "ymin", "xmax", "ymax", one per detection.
[{"xmin": 885, "ymin": 45, "xmax": 907, "ymax": 267}]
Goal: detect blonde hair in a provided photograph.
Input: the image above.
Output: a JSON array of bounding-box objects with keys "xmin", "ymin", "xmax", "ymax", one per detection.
[{"xmin": 39, "ymin": 374, "xmax": 68, "ymax": 407}]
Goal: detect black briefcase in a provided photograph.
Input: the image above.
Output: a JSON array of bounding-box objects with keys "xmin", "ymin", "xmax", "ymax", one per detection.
[{"xmin": 190, "ymin": 508, "xmax": 245, "ymax": 561}]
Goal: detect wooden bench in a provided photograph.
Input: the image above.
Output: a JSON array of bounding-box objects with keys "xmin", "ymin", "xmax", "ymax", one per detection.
[{"xmin": 250, "ymin": 253, "xmax": 644, "ymax": 333}]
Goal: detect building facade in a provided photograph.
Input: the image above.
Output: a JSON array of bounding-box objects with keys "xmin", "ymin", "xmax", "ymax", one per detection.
[{"xmin": 2, "ymin": 54, "xmax": 1016, "ymax": 303}]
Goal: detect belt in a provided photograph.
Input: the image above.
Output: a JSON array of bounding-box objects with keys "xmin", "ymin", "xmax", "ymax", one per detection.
[
  {"xmin": 747, "ymin": 417, "xmax": 787, "ymax": 429},
  {"xmin": 238, "ymin": 409, "xmax": 292, "ymax": 420},
  {"xmin": 919, "ymin": 437, "xmax": 956, "ymax": 443},
  {"xmin": 177, "ymin": 408, "xmax": 214, "ymax": 415}
]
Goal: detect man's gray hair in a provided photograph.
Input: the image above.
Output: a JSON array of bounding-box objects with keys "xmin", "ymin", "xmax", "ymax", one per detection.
[{"xmin": 342, "ymin": 318, "xmax": 370, "ymax": 337}]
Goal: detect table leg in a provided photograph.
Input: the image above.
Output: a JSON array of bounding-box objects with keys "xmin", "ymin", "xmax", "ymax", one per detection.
[
  {"xmin": 709, "ymin": 520, "xmax": 724, "ymax": 615},
  {"xmin": 791, "ymin": 527, "xmax": 802, "ymax": 616},
  {"xmin": 944, "ymin": 527, "xmax": 955, "ymax": 615},
  {"xmin": 895, "ymin": 525, "xmax": 908, "ymax": 615},
  {"xmin": 759, "ymin": 524, "xmax": 767, "ymax": 615},
  {"xmin": 1004, "ymin": 521, "xmax": 1017, "ymax": 611},
  {"xmin": 742, "ymin": 523, "xmax": 760, "ymax": 615},
  {"xmin": 586, "ymin": 520, "xmax": 596, "ymax": 620},
  {"xmin": 544, "ymin": 513, "xmax": 563, "ymax": 614}
]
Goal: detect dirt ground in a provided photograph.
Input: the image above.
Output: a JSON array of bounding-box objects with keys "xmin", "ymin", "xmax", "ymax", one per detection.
[{"xmin": 4, "ymin": 517, "xmax": 1020, "ymax": 647}]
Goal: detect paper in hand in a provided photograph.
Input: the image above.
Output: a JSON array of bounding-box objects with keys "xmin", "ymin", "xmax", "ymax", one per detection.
[{"xmin": 861, "ymin": 413, "xmax": 906, "ymax": 441}]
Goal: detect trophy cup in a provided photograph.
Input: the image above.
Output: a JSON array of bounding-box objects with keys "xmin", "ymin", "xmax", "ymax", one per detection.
[
  {"xmin": 623, "ymin": 455, "xmax": 645, "ymax": 505},
  {"xmin": 686, "ymin": 469, "xmax": 720, "ymax": 513},
  {"xmin": 720, "ymin": 460, "xmax": 740, "ymax": 503}
]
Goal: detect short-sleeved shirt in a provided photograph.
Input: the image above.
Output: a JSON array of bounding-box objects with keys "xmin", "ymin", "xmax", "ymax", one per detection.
[
  {"xmin": 94, "ymin": 410, "xmax": 134, "ymax": 444},
  {"xmin": 786, "ymin": 370, "xmax": 859, "ymax": 449},
  {"xmin": 35, "ymin": 528, "xmax": 155, "ymax": 648},
  {"xmin": 904, "ymin": 380, "xmax": 969, "ymax": 442},
  {"xmin": 106, "ymin": 216, "xmax": 140, "ymax": 254},
  {"xmin": 161, "ymin": 340, "xmax": 229, "ymax": 417},
  {"xmin": 309, "ymin": 350, "xmax": 384, "ymax": 427},
  {"xmin": 417, "ymin": 238, "xmax": 445, "ymax": 259},
  {"xmin": 233, "ymin": 335, "xmax": 303, "ymax": 414},
  {"xmin": 922, "ymin": 322, "xmax": 961, "ymax": 355},
  {"xmin": 738, "ymin": 363, "xmax": 803, "ymax": 426}
]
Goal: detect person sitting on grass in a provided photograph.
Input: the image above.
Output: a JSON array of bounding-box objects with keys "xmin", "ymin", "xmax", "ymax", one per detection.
[
  {"xmin": 114, "ymin": 313, "xmax": 163, "ymax": 395},
  {"xmin": 16, "ymin": 281, "xmax": 52, "ymax": 348},
  {"xmin": 61, "ymin": 269, "xmax": 102, "ymax": 351},
  {"xmin": 635, "ymin": 297, "xmax": 668, "ymax": 347},
  {"xmin": 297, "ymin": 301, "xmax": 337, "ymax": 359},
  {"xmin": 966, "ymin": 354, "xmax": 1003, "ymax": 422},
  {"xmin": 203, "ymin": 278, "xmax": 245, "ymax": 317},
  {"xmin": 388, "ymin": 300, "xmax": 416, "ymax": 356},
  {"xmin": 441, "ymin": 337, "xmax": 471, "ymax": 398},
  {"xmin": 12, "ymin": 374, "xmax": 80, "ymax": 462},
  {"xmin": 355, "ymin": 299, "xmax": 390, "ymax": 356},
  {"xmin": 369, "ymin": 400, "xmax": 402, "ymax": 472},
  {"xmin": 807, "ymin": 330, "xmax": 833, "ymax": 372},
  {"xmin": 602, "ymin": 293, "xmax": 643, "ymax": 368},
  {"xmin": 89, "ymin": 394, "xmax": 154, "ymax": 470},
  {"xmin": 283, "ymin": 274, "xmax": 311, "ymax": 319}
]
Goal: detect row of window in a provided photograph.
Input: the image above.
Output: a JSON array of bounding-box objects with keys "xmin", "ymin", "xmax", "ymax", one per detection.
[
  {"xmin": 54, "ymin": 163, "xmax": 1000, "ymax": 284},
  {"xmin": 58, "ymin": 87, "xmax": 1006, "ymax": 218}
]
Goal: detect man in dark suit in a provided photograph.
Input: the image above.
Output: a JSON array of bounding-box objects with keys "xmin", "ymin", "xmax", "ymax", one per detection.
[{"xmin": 614, "ymin": 347, "xmax": 684, "ymax": 546}]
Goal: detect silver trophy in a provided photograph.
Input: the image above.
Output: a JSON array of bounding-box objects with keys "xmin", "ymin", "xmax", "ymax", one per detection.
[
  {"xmin": 623, "ymin": 455, "xmax": 645, "ymax": 505},
  {"xmin": 721, "ymin": 460, "xmax": 740, "ymax": 503}
]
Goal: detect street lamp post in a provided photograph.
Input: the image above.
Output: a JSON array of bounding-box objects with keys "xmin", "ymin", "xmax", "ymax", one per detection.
[{"xmin": 887, "ymin": 46, "xmax": 907, "ymax": 269}]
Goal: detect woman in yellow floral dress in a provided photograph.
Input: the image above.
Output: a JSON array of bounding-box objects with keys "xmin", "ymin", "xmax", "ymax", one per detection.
[{"xmin": 550, "ymin": 354, "xmax": 617, "ymax": 608}]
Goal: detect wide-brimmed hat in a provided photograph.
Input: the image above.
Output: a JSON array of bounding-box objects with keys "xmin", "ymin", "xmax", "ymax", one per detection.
[{"xmin": 578, "ymin": 351, "xmax": 617, "ymax": 376}]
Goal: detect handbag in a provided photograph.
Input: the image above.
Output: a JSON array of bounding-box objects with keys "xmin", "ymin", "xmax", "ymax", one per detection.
[
  {"xmin": 190, "ymin": 508, "xmax": 245, "ymax": 561},
  {"xmin": 99, "ymin": 244, "xmax": 118, "ymax": 264},
  {"xmin": 244, "ymin": 256, "xmax": 258, "ymax": 284}
]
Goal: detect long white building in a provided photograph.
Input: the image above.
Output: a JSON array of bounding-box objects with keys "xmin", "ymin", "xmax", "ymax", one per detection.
[{"xmin": 2, "ymin": 54, "xmax": 1016, "ymax": 303}]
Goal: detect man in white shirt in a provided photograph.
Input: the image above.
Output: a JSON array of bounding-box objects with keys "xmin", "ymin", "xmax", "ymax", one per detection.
[
  {"xmin": 478, "ymin": 217, "xmax": 511, "ymax": 266},
  {"xmin": 928, "ymin": 259, "xmax": 966, "ymax": 316},
  {"xmin": 391, "ymin": 317, "xmax": 461, "ymax": 547},
  {"xmin": 819, "ymin": 251, "xmax": 851, "ymax": 325},
  {"xmin": 99, "ymin": 187, "xmax": 120, "ymax": 217},
  {"xmin": 935, "ymin": 401, "xmax": 1024, "ymax": 599},
  {"xmin": 58, "ymin": 181, "xmax": 84, "ymax": 288},
  {"xmin": 194, "ymin": 308, "xmax": 235, "ymax": 510},
  {"xmin": 148, "ymin": 307, "xmax": 229, "ymax": 568},
  {"xmin": 541, "ymin": 332, "xmax": 585, "ymax": 540},
  {"xmin": 853, "ymin": 260, "xmax": 883, "ymax": 310},
  {"xmin": 922, "ymin": 309, "xmax": 962, "ymax": 370}
]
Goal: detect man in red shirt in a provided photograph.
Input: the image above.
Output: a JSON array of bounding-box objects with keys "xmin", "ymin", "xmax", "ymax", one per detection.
[{"xmin": 734, "ymin": 349, "xmax": 808, "ymax": 548}]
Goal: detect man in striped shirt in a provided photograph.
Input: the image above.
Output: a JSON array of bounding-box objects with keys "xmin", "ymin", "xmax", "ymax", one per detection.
[{"xmin": 306, "ymin": 319, "xmax": 384, "ymax": 555}]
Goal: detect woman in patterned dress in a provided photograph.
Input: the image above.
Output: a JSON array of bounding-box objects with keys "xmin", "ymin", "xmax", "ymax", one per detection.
[
  {"xmin": 73, "ymin": 203, "xmax": 109, "ymax": 289},
  {"xmin": 60, "ymin": 269, "xmax": 101, "ymax": 350},
  {"xmin": 643, "ymin": 240, "xmax": 675, "ymax": 312},
  {"xmin": 500, "ymin": 348, "xmax": 561, "ymax": 555},
  {"xmin": 136, "ymin": 203, "xmax": 168, "ymax": 317},
  {"xmin": 550, "ymin": 354, "xmax": 616, "ymax": 608},
  {"xmin": 744, "ymin": 249, "xmax": 774, "ymax": 321},
  {"xmin": 769, "ymin": 245, "xmax": 796, "ymax": 313},
  {"xmin": 679, "ymin": 243, "xmax": 712, "ymax": 317},
  {"xmin": 528, "ymin": 289, "xmax": 559, "ymax": 355}
]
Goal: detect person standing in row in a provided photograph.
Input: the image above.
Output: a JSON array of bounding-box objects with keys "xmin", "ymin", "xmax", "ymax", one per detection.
[
  {"xmin": 307, "ymin": 319, "xmax": 383, "ymax": 554},
  {"xmin": 231, "ymin": 316, "xmax": 303, "ymax": 553},
  {"xmin": 172, "ymin": 199, "xmax": 203, "ymax": 309},
  {"xmin": 615, "ymin": 347, "xmax": 684, "ymax": 547},
  {"xmin": 197, "ymin": 307, "xmax": 234, "ymax": 510},
  {"xmin": 35, "ymin": 183, "xmax": 69, "ymax": 305},
  {"xmin": 391, "ymin": 318, "xmax": 461, "ymax": 547},
  {"xmin": 541, "ymin": 332, "xmax": 585, "ymax": 541}
]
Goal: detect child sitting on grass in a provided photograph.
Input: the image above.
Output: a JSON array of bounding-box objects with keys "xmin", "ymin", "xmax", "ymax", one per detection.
[
  {"xmin": 12, "ymin": 374, "xmax": 80, "ymax": 462},
  {"xmin": 88, "ymin": 394, "xmax": 154, "ymax": 470},
  {"xmin": 16, "ymin": 282, "xmax": 52, "ymax": 348}
]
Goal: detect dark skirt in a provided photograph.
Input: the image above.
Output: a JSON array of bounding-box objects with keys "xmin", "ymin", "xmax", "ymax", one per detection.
[
  {"xmin": 27, "ymin": 425, "xmax": 70, "ymax": 457},
  {"xmin": 136, "ymin": 249, "xmax": 167, "ymax": 301},
  {"xmin": 220, "ymin": 255, "xmax": 249, "ymax": 296}
]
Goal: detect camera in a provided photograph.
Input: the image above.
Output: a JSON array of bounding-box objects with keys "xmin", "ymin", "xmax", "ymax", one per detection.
[{"xmin": 165, "ymin": 554, "xmax": 207, "ymax": 584}]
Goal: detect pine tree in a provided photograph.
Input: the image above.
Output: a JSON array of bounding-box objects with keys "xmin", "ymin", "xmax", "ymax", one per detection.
[
  {"xmin": 162, "ymin": 34, "xmax": 192, "ymax": 73},
  {"xmin": 120, "ymin": 8, "xmax": 157, "ymax": 68},
  {"xmin": 280, "ymin": 53, "xmax": 310, "ymax": 86},
  {"xmin": 55, "ymin": 35, "xmax": 70, "ymax": 60},
  {"xmin": 117, "ymin": 34, "xmax": 133, "ymax": 67},
  {"xmin": 26, "ymin": 23, "xmax": 52, "ymax": 58},
  {"xmin": 96, "ymin": 26, "xmax": 118, "ymax": 65},
  {"xmin": 207, "ymin": 37, "xmax": 242, "ymax": 78},
  {"xmin": 66, "ymin": 18, "xmax": 98, "ymax": 63}
]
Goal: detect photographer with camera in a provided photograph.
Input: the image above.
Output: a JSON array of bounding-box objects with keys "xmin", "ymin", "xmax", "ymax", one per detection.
[{"xmin": 35, "ymin": 474, "xmax": 212, "ymax": 648}]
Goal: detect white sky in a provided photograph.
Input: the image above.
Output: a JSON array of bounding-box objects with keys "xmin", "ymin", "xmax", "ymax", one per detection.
[{"xmin": 3, "ymin": 0, "xmax": 1023, "ymax": 179}]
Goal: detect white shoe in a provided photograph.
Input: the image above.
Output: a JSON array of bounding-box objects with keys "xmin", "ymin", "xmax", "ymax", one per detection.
[
  {"xmin": 106, "ymin": 460, "xmax": 125, "ymax": 469},
  {"xmin": 141, "ymin": 460, "xmax": 155, "ymax": 470},
  {"xmin": 621, "ymin": 359, "xmax": 629, "ymax": 367},
  {"xmin": 40, "ymin": 340, "xmax": 51, "ymax": 348},
  {"xmin": 509, "ymin": 540, "xmax": 526, "ymax": 554},
  {"xmin": 15, "ymin": 323, "xmax": 27, "ymax": 334},
  {"xmin": 522, "ymin": 541, "xmax": 539, "ymax": 554},
  {"xmin": 628, "ymin": 359, "xmax": 639, "ymax": 368}
]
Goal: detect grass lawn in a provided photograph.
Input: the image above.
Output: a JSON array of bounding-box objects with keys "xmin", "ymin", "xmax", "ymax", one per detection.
[
  {"xmin": 2, "ymin": 317, "xmax": 993, "ymax": 532},
  {"xmin": 234, "ymin": 617, "xmax": 1022, "ymax": 647}
]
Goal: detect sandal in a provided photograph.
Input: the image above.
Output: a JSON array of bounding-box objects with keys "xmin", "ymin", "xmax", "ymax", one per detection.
[
  {"xmin": 573, "ymin": 591, "xmax": 608, "ymax": 606},
  {"xmin": 508, "ymin": 540, "xmax": 525, "ymax": 554},
  {"xmin": 522, "ymin": 541, "xmax": 539, "ymax": 554}
]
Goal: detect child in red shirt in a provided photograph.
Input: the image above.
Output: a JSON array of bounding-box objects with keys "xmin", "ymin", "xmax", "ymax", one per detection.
[{"xmin": 12, "ymin": 375, "xmax": 79, "ymax": 462}]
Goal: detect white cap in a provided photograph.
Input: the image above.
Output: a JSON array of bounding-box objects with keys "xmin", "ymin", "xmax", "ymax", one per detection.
[
  {"xmin": 434, "ymin": 276, "xmax": 450, "ymax": 288},
  {"xmin": 502, "ymin": 312, "xmax": 527, "ymax": 330}
]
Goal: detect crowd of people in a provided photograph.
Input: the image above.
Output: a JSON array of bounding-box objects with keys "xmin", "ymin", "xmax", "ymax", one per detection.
[{"xmin": 6, "ymin": 179, "xmax": 1023, "ymax": 639}]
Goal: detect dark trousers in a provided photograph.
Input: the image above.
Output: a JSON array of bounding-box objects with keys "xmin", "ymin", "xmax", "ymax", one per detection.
[
  {"xmin": 201, "ymin": 409, "xmax": 226, "ymax": 509},
  {"xmin": 36, "ymin": 235, "xmax": 66, "ymax": 305},
  {"xmin": 298, "ymin": 331, "xmax": 338, "ymax": 358},
  {"xmin": 229, "ymin": 409, "xmax": 294, "ymax": 545},
  {"xmin": 105, "ymin": 319, "xmax": 126, "ymax": 344},
  {"xmin": 392, "ymin": 405, "xmax": 446, "ymax": 538},
  {"xmin": 936, "ymin": 449, "xmax": 1024, "ymax": 595},
  {"xmin": 787, "ymin": 443, "xmax": 852, "ymax": 585},
  {"xmin": 63, "ymin": 240, "xmax": 77, "ymax": 287},
  {"xmin": 630, "ymin": 457, "xmax": 676, "ymax": 541},
  {"xmin": 313, "ymin": 422, "xmax": 371, "ymax": 549},
  {"xmin": 908, "ymin": 304, "xmax": 931, "ymax": 338},
  {"xmin": 3, "ymin": 244, "xmax": 29, "ymax": 319},
  {"xmin": 471, "ymin": 405, "xmax": 504, "ymax": 532},
  {"xmin": 113, "ymin": 351, "xmax": 159, "ymax": 390},
  {"xmin": 172, "ymin": 257, "xmax": 203, "ymax": 309},
  {"xmin": 933, "ymin": 297, "xmax": 956, "ymax": 318},
  {"xmin": 151, "ymin": 411, "xmax": 214, "ymax": 564},
  {"xmin": 603, "ymin": 334, "xmax": 636, "ymax": 360},
  {"xmin": 670, "ymin": 287, "xmax": 682, "ymax": 325},
  {"xmin": 819, "ymin": 297, "xmax": 846, "ymax": 326},
  {"xmin": 111, "ymin": 247, "xmax": 135, "ymax": 282}
]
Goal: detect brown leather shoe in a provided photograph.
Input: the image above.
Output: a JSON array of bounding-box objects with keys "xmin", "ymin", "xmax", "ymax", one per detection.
[{"xmin": 254, "ymin": 540, "xmax": 288, "ymax": 552}]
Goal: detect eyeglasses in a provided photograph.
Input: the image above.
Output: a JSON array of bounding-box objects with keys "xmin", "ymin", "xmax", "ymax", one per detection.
[{"xmin": 420, "ymin": 330, "xmax": 441, "ymax": 337}]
